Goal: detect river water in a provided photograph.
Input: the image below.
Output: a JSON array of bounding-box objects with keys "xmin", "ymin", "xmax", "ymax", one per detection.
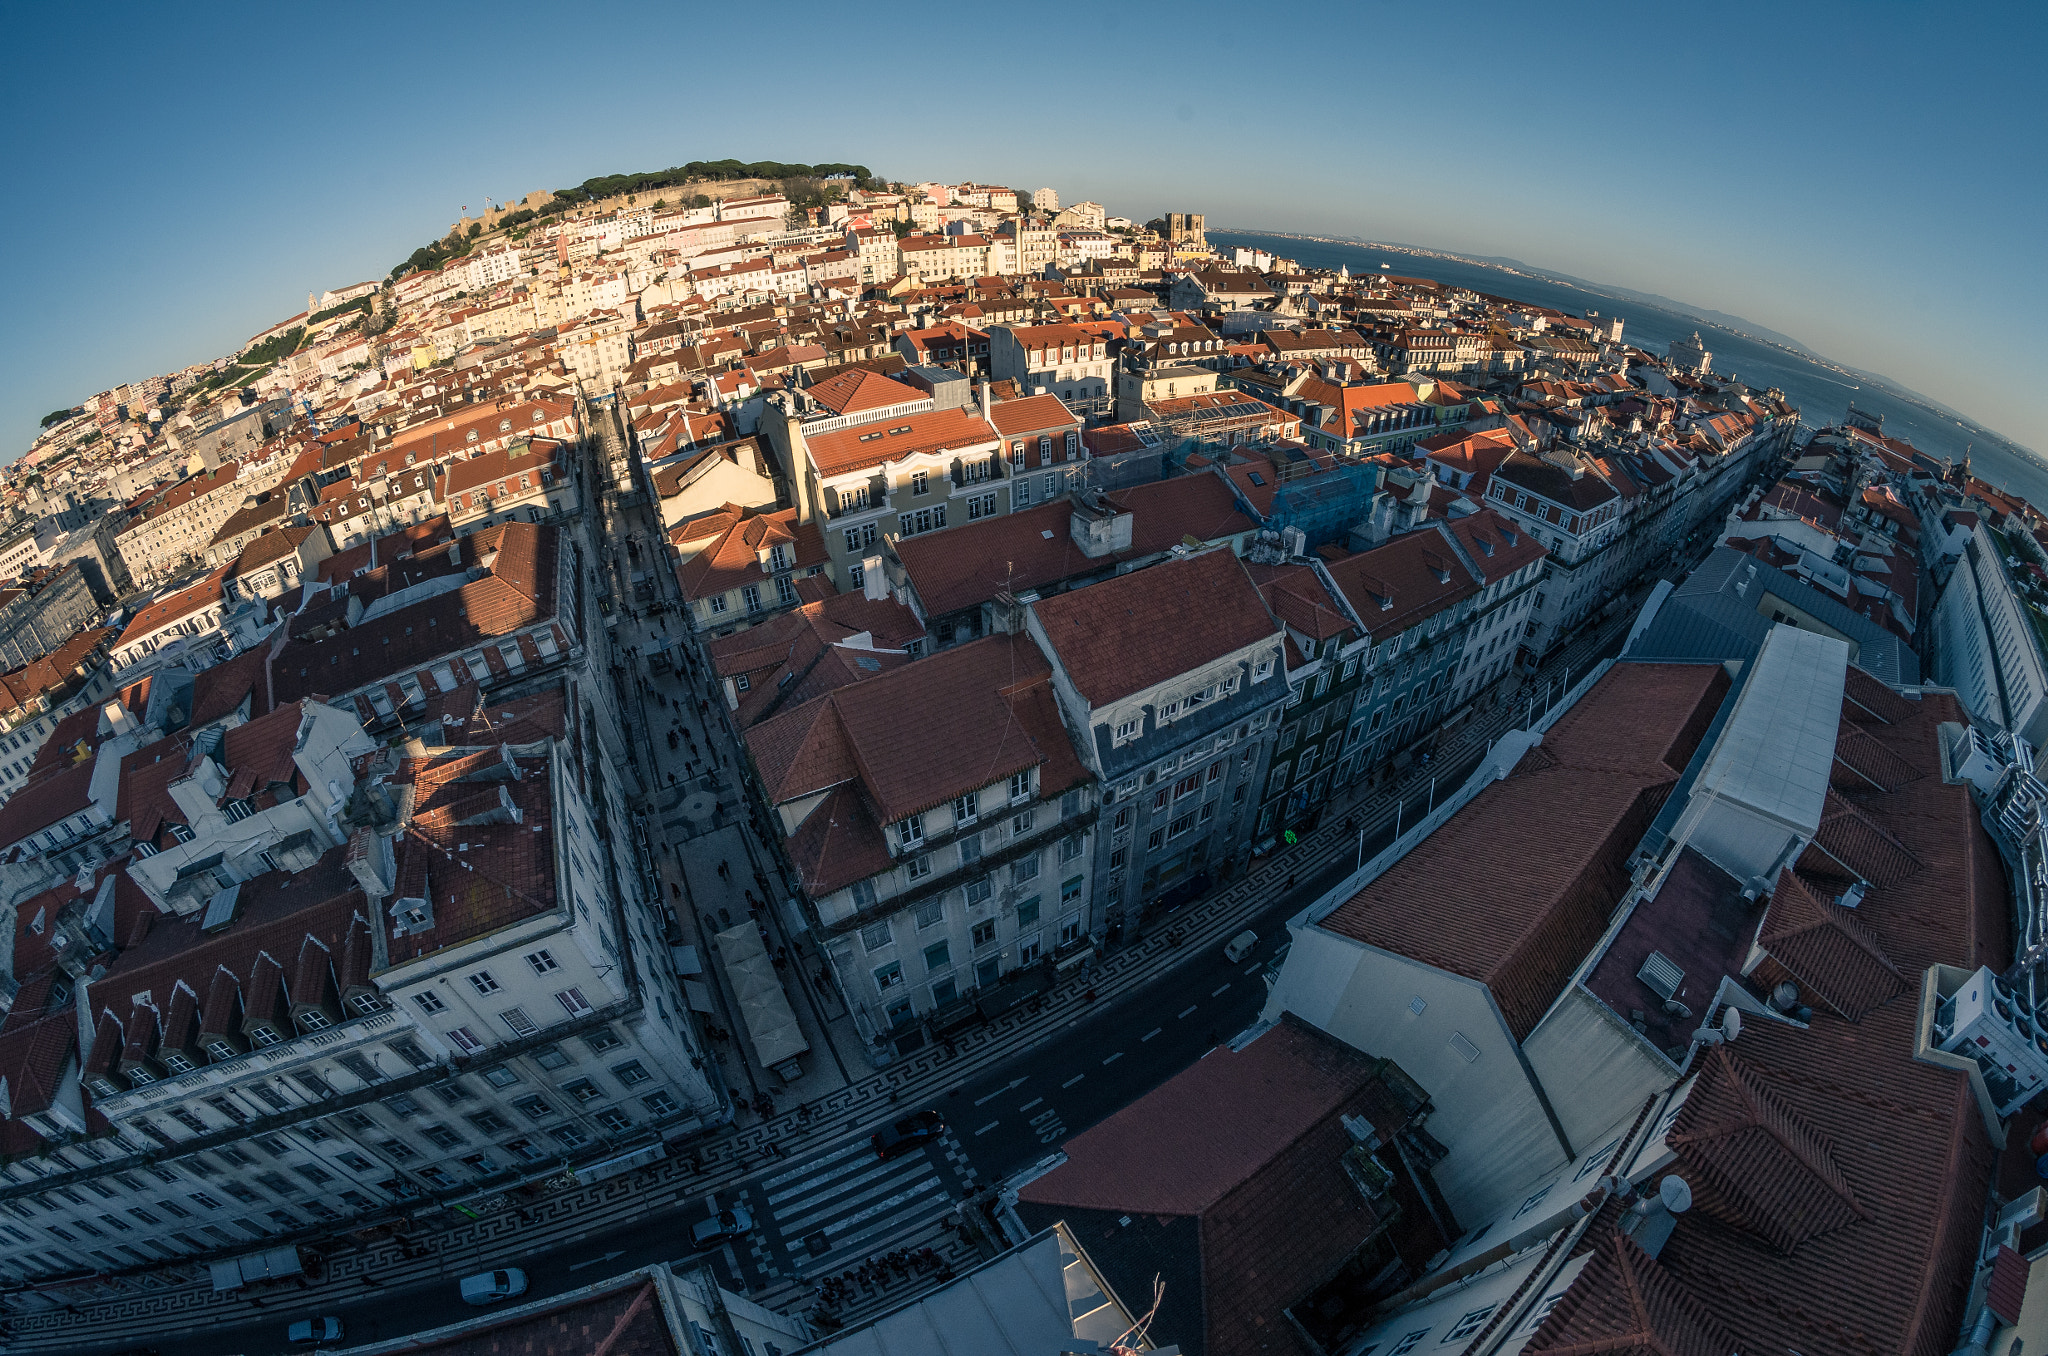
[{"xmin": 1210, "ymin": 230, "xmax": 2048, "ymax": 508}]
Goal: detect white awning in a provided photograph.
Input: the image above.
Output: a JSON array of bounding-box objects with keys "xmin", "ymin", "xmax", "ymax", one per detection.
[{"xmin": 716, "ymin": 923, "xmax": 808, "ymax": 1066}]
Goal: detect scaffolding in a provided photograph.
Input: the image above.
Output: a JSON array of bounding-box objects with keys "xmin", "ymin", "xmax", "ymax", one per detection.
[{"xmin": 1269, "ymin": 461, "xmax": 1377, "ymax": 548}]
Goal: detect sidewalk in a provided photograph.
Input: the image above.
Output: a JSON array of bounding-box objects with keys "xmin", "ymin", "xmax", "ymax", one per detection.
[{"xmin": 0, "ymin": 572, "xmax": 1646, "ymax": 1352}]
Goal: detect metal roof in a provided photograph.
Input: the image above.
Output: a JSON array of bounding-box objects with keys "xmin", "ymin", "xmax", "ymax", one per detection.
[{"xmin": 1627, "ymin": 546, "xmax": 1918, "ymax": 686}]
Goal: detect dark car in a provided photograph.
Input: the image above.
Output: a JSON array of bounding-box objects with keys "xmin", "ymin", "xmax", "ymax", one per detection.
[{"xmin": 871, "ymin": 1110, "xmax": 946, "ymax": 1160}]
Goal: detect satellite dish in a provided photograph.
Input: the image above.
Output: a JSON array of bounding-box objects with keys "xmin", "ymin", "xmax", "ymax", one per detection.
[
  {"xmin": 1720, "ymin": 1007, "xmax": 1742, "ymax": 1042},
  {"xmin": 1659, "ymin": 1176, "xmax": 1693, "ymax": 1214}
]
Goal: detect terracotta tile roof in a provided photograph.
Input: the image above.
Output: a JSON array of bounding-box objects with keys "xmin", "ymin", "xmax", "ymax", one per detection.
[
  {"xmin": 1031, "ymin": 549, "xmax": 1281, "ymax": 709},
  {"xmin": 420, "ymin": 683, "xmax": 568, "ymax": 749},
  {"xmin": 0, "ymin": 757, "xmax": 96, "ymax": 849},
  {"xmin": 1293, "ymin": 377, "xmax": 1421, "ymax": 437},
  {"xmin": 782, "ymin": 782, "xmax": 895, "ymax": 900},
  {"xmin": 374, "ymin": 1276, "xmax": 678, "ymax": 1356},
  {"xmin": 1525, "ymin": 1234, "xmax": 1735, "ymax": 1356},
  {"xmin": 1320, "ymin": 662, "xmax": 1730, "ymax": 1039},
  {"xmin": 116, "ymin": 736, "xmax": 199, "ymax": 845},
  {"xmin": 1666, "ymin": 1043, "xmax": 1868, "ymax": 1253},
  {"xmin": 441, "ymin": 438, "xmax": 565, "ymax": 500},
  {"xmin": 674, "ymin": 508, "xmax": 828, "ymax": 603},
  {"xmin": 650, "ymin": 437, "xmax": 770, "ymax": 500},
  {"xmin": 389, "ymin": 747, "xmax": 558, "ymax": 959},
  {"xmin": 115, "ymin": 566, "xmax": 230, "ymax": 649},
  {"xmin": 1800, "ymin": 787, "xmax": 1922, "ymax": 887},
  {"xmin": 1019, "ymin": 1017, "xmax": 1437, "ymax": 1356},
  {"xmin": 188, "ymin": 646, "xmax": 274, "ymax": 729},
  {"xmin": 1246, "ymin": 562, "xmax": 1355, "ymax": 643},
  {"xmin": 892, "ymin": 477, "xmax": 1254, "ymax": 620},
  {"xmin": 1495, "ymin": 450, "xmax": 1621, "ymax": 511},
  {"xmin": 1022, "ymin": 1016, "xmax": 1406, "ymax": 1216},
  {"xmin": 986, "ymin": 394, "xmax": 1079, "ymax": 438},
  {"xmin": 803, "ymin": 406, "xmax": 998, "ymax": 478},
  {"xmin": 134, "ymin": 463, "xmax": 240, "ymax": 519},
  {"xmin": 751, "ymin": 633, "xmax": 1077, "ymax": 823},
  {"xmin": 707, "ymin": 594, "xmax": 925, "ymax": 729},
  {"xmin": 272, "ymin": 523, "xmax": 556, "ymax": 704},
  {"xmin": 205, "ymin": 491, "xmax": 291, "ymax": 550},
  {"xmin": 1420, "ymin": 427, "xmax": 1517, "ymax": 492},
  {"xmin": 220, "ymin": 700, "xmax": 309, "ymax": 800},
  {"xmin": 1443, "ymin": 507, "xmax": 1548, "ymax": 584},
  {"xmin": 805, "ymin": 368, "xmax": 922, "ymax": 416},
  {"xmin": 77, "ymin": 851, "xmax": 364, "ymax": 1074},
  {"xmin": 1755, "ymin": 869, "xmax": 1904, "ymax": 1019},
  {"xmin": 232, "ymin": 522, "xmax": 317, "ymax": 574},
  {"xmin": 1321, "ymin": 529, "xmax": 1480, "ymax": 643},
  {"xmin": 1558, "ymin": 690, "xmax": 2006, "ymax": 1353},
  {"xmin": 0, "ymin": 1012, "xmax": 79, "ymax": 1122},
  {"xmin": 0, "ymin": 627, "xmax": 111, "ymax": 716},
  {"xmin": 19, "ymin": 705, "xmax": 102, "ymax": 786},
  {"xmin": 388, "ymin": 396, "xmax": 574, "ymax": 463}
]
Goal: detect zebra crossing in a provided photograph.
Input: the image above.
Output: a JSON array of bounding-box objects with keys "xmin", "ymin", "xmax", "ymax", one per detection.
[{"xmin": 747, "ymin": 1131, "xmax": 968, "ymax": 1279}]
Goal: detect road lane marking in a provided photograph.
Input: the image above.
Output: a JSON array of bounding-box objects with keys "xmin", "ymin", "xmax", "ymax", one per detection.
[
  {"xmin": 1102, "ymin": 1052, "xmax": 1124, "ymax": 1065},
  {"xmin": 1018, "ymin": 1098, "xmax": 1042, "ymax": 1112},
  {"xmin": 1141, "ymin": 1028, "xmax": 1162, "ymax": 1042},
  {"xmin": 974, "ymin": 1121, "xmax": 999, "ymax": 1136},
  {"xmin": 1062, "ymin": 1074, "xmax": 1085, "ymax": 1088},
  {"xmin": 1211, "ymin": 983, "xmax": 1231, "ymax": 997},
  {"xmin": 1244, "ymin": 962, "xmax": 1263, "ymax": 975},
  {"xmin": 1178, "ymin": 1005, "xmax": 1198, "ymax": 1019}
]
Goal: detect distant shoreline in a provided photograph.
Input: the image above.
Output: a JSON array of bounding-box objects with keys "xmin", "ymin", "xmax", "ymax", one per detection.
[{"xmin": 1212, "ymin": 227, "xmax": 2043, "ymax": 467}]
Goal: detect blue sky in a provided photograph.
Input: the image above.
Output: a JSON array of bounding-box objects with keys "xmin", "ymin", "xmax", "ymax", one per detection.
[{"xmin": 1, "ymin": 1, "xmax": 2041, "ymax": 453}]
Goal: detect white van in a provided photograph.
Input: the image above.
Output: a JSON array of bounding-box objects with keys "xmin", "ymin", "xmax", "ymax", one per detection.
[{"xmin": 1224, "ymin": 930, "xmax": 1258, "ymax": 963}]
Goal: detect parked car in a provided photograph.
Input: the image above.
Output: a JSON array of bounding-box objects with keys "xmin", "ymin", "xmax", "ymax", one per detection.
[
  {"xmin": 459, "ymin": 1268, "xmax": 529, "ymax": 1305},
  {"xmin": 1224, "ymin": 929, "xmax": 1259, "ymax": 963},
  {"xmin": 287, "ymin": 1316, "xmax": 344, "ymax": 1345},
  {"xmin": 691, "ymin": 1205, "xmax": 753, "ymax": 1250},
  {"xmin": 871, "ymin": 1109, "xmax": 946, "ymax": 1161}
]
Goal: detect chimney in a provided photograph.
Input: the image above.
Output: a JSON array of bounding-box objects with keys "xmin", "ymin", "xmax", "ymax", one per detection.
[
  {"xmin": 979, "ymin": 380, "xmax": 992, "ymax": 422},
  {"xmin": 1070, "ymin": 492, "xmax": 1134, "ymax": 559},
  {"xmin": 862, "ymin": 555, "xmax": 886, "ymax": 601}
]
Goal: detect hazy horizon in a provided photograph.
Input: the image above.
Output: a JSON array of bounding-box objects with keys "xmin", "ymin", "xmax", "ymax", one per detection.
[{"xmin": 3, "ymin": 2, "xmax": 2040, "ymax": 458}]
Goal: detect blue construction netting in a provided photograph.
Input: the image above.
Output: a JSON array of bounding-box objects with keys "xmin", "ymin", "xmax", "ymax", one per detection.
[{"xmin": 1269, "ymin": 461, "xmax": 1378, "ymax": 547}]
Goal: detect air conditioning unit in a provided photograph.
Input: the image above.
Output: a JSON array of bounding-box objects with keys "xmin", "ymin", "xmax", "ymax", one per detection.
[{"xmin": 1935, "ymin": 966, "xmax": 2048, "ymax": 1116}]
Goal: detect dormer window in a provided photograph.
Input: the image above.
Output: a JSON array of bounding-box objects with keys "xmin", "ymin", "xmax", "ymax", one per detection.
[
  {"xmin": 248, "ymin": 1026, "xmax": 282, "ymax": 1049},
  {"xmin": 768, "ymin": 543, "xmax": 791, "ymax": 572},
  {"xmin": 1009, "ymin": 770, "xmax": 1033, "ymax": 803},
  {"xmin": 953, "ymin": 791, "xmax": 980, "ymax": 824},
  {"xmin": 1253, "ymin": 657, "xmax": 1275, "ymax": 682},
  {"xmin": 899, "ymin": 814, "xmax": 924, "ymax": 846}
]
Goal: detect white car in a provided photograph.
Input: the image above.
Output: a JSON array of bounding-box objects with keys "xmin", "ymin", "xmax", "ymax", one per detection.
[
  {"xmin": 691, "ymin": 1205, "xmax": 753, "ymax": 1250},
  {"xmin": 287, "ymin": 1316, "xmax": 344, "ymax": 1346},
  {"xmin": 460, "ymin": 1267, "xmax": 529, "ymax": 1305}
]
